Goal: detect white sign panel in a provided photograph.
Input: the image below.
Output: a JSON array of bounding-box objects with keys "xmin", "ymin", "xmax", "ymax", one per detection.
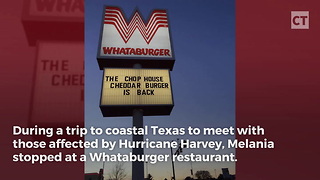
[
  {"xmin": 30, "ymin": 41, "xmax": 84, "ymax": 125},
  {"xmin": 101, "ymin": 68, "xmax": 173, "ymax": 106},
  {"xmin": 98, "ymin": 6, "xmax": 174, "ymax": 59}
]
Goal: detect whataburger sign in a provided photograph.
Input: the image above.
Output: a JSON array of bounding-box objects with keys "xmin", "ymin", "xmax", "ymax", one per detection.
[
  {"xmin": 97, "ymin": 6, "xmax": 174, "ymax": 117},
  {"xmin": 97, "ymin": 6, "xmax": 175, "ymax": 70}
]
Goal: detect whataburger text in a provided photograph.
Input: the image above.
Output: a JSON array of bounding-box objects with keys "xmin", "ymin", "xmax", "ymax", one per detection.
[
  {"xmin": 102, "ymin": 47, "xmax": 171, "ymax": 56},
  {"xmin": 89, "ymin": 152, "xmax": 236, "ymax": 164}
]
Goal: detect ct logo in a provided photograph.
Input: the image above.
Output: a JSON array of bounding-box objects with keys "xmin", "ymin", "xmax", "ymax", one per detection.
[{"xmin": 291, "ymin": 11, "xmax": 309, "ymax": 29}]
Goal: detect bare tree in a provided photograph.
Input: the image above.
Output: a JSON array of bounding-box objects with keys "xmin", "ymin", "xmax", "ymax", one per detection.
[
  {"xmin": 195, "ymin": 170, "xmax": 212, "ymax": 180},
  {"xmin": 108, "ymin": 162, "xmax": 127, "ymax": 180},
  {"xmin": 147, "ymin": 173, "xmax": 153, "ymax": 180}
]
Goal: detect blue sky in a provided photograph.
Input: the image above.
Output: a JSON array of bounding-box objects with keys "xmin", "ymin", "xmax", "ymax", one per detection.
[{"xmin": 85, "ymin": 0, "xmax": 235, "ymax": 179}]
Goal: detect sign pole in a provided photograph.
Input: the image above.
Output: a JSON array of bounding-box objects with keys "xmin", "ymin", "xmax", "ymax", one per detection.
[
  {"xmin": 132, "ymin": 63, "xmax": 144, "ymax": 180},
  {"xmin": 132, "ymin": 108, "xmax": 144, "ymax": 180}
]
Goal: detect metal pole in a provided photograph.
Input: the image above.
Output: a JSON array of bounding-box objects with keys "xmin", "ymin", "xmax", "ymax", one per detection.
[
  {"xmin": 145, "ymin": 161, "xmax": 149, "ymax": 178},
  {"xmin": 190, "ymin": 160, "xmax": 194, "ymax": 179},
  {"xmin": 170, "ymin": 145, "xmax": 176, "ymax": 180},
  {"xmin": 102, "ymin": 161, "xmax": 105, "ymax": 180},
  {"xmin": 132, "ymin": 63, "xmax": 144, "ymax": 180},
  {"xmin": 132, "ymin": 109, "xmax": 144, "ymax": 180}
]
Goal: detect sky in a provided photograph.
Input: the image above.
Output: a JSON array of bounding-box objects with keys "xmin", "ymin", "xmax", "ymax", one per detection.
[{"xmin": 85, "ymin": 0, "xmax": 235, "ymax": 179}]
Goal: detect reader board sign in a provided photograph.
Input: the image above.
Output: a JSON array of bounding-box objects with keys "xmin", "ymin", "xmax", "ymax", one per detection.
[
  {"xmin": 100, "ymin": 68, "xmax": 174, "ymax": 117},
  {"xmin": 30, "ymin": 41, "xmax": 84, "ymax": 127},
  {"xmin": 97, "ymin": 6, "xmax": 175, "ymax": 70}
]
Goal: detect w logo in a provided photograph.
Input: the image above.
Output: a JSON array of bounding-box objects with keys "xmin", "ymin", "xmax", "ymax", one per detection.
[{"xmin": 104, "ymin": 7, "xmax": 169, "ymax": 44}]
